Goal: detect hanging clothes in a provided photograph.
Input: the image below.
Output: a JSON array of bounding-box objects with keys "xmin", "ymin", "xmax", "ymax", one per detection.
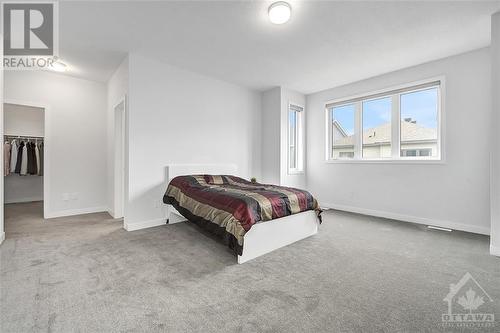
[
  {"xmin": 15, "ymin": 141, "xmax": 24, "ymax": 174},
  {"xmin": 4, "ymin": 137, "xmax": 44, "ymax": 177},
  {"xmin": 20, "ymin": 143, "xmax": 28, "ymax": 175},
  {"xmin": 10, "ymin": 140, "xmax": 18, "ymax": 173},
  {"xmin": 26, "ymin": 142, "xmax": 32, "ymax": 174},
  {"xmin": 27, "ymin": 142, "xmax": 37, "ymax": 175},
  {"xmin": 35, "ymin": 143, "xmax": 40, "ymax": 175},
  {"xmin": 4, "ymin": 141, "xmax": 11, "ymax": 176},
  {"xmin": 38, "ymin": 142, "xmax": 44, "ymax": 176},
  {"xmin": 30, "ymin": 142, "xmax": 37, "ymax": 175}
]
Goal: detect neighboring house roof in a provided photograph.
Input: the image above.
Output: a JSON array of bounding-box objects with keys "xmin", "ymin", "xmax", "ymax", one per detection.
[
  {"xmin": 334, "ymin": 120, "xmax": 437, "ymax": 146},
  {"xmin": 333, "ymin": 120, "xmax": 348, "ymax": 137}
]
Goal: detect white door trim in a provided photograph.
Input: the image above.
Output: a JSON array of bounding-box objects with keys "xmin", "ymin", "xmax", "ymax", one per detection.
[{"xmin": 113, "ymin": 96, "xmax": 126, "ymax": 219}]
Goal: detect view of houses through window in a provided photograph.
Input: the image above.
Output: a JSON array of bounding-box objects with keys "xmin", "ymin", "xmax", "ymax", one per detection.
[
  {"xmin": 362, "ymin": 96, "xmax": 392, "ymax": 158},
  {"xmin": 329, "ymin": 83, "xmax": 440, "ymax": 161},
  {"xmin": 331, "ymin": 104, "xmax": 355, "ymax": 158}
]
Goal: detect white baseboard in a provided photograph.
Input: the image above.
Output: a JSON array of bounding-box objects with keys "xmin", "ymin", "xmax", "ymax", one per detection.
[
  {"xmin": 108, "ymin": 210, "xmax": 124, "ymax": 220},
  {"xmin": 322, "ymin": 203, "xmax": 490, "ymax": 236},
  {"xmin": 491, "ymin": 245, "xmax": 500, "ymax": 257},
  {"xmin": 4, "ymin": 197, "xmax": 43, "ymax": 204},
  {"xmin": 0, "ymin": 231, "xmax": 5, "ymax": 244},
  {"xmin": 45, "ymin": 206, "xmax": 108, "ymax": 219},
  {"xmin": 124, "ymin": 218, "xmax": 167, "ymax": 231}
]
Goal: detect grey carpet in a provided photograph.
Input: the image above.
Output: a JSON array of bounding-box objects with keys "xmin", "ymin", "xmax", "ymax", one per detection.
[{"xmin": 1, "ymin": 201, "xmax": 499, "ymax": 332}]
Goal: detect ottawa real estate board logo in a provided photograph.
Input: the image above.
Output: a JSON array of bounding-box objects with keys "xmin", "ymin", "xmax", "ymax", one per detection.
[
  {"xmin": 442, "ymin": 272, "xmax": 496, "ymax": 328},
  {"xmin": 2, "ymin": 1, "xmax": 59, "ymax": 70}
]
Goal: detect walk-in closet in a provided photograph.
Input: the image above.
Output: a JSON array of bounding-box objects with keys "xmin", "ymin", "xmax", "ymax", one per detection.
[{"xmin": 3, "ymin": 103, "xmax": 45, "ymax": 218}]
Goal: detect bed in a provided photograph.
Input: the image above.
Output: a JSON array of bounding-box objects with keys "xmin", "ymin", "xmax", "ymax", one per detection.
[{"xmin": 163, "ymin": 164, "xmax": 321, "ymax": 263}]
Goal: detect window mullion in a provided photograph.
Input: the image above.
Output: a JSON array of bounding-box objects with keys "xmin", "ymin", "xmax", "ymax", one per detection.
[
  {"xmin": 391, "ymin": 94, "xmax": 400, "ymax": 159},
  {"xmin": 326, "ymin": 108, "xmax": 332, "ymax": 160},
  {"xmin": 354, "ymin": 102, "xmax": 362, "ymax": 159}
]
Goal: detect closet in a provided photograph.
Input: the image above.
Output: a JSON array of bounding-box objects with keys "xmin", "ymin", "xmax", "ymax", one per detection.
[{"xmin": 3, "ymin": 103, "xmax": 45, "ymax": 216}]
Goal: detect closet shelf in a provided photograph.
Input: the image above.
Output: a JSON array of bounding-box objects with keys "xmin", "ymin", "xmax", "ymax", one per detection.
[{"xmin": 5, "ymin": 134, "xmax": 44, "ymax": 140}]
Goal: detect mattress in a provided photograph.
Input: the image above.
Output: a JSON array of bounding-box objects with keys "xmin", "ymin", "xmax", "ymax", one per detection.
[{"xmin": 163, "ymin": 175, "xmax": 321, "ymax": 255}]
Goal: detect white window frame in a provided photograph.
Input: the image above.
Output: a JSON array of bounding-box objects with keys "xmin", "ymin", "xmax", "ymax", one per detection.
[
  {"xmin": 288, "ymin": 103, "xmax": 305, "ymax": 174},
  {"xmin": 325, "ymin": 77, "xmax": 445, "ymax": 164}
]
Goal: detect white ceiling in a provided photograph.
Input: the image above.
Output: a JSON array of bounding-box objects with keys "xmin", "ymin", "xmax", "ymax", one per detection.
[{"xmin": 59, "ymin": 1, "xmax": 500, "ymax": 94}]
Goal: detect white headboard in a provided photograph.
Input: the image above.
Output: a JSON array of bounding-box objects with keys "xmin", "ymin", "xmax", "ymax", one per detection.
[{"xmin": 166, "ymin": 164, "xmax": 238, "ymax": 182}]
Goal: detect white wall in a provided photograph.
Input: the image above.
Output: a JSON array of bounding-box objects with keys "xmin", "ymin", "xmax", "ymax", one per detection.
[
  {"xmin": 125, "ymin": 53, "xmax": 262, "ymax": 228},
  {"xmin": 4, "ymin": 104, "xmax": 44, "ymax": 136},
  {"xmin": 4, "ymin": 103, "xmax": 44, "ymax": 204},
  {"xmin": 107, "ymin": 57, "xmax": 129, "ymax": 217},
  {"xmin": 260, "ymin": 87, "xmax": 307, "ymax": 188},
  {"xmin": 306, "ymin": 48, "xmax": 491, "ymax": 235},
  {"xmin": 4, "ymin": 70, "xmax": 108, "ymax": 218},
  {"xmin": 261, "ymin": 87, "xmax": 281, "ymax": 184},
  {"xmin": 4, "ymin": 176, "xmax": 43, "ymax": 204},
  {"xmin": 491, "ymin": 12, "xmax": 500, "ymax": 256}
]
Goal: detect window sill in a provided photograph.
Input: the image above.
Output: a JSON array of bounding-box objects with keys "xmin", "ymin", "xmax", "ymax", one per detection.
[{"xmin": 325, "ymin": 158, "xmax": 445, "ymax": 165}]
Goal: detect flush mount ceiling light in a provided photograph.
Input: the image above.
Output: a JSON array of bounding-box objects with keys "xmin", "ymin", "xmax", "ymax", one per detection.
[
  {"xmin": 268, "ymin": 1, "xmax": 291, "ymax": 24},
  {"xmin": 51, "ymin": 59, "xmax": 67, "ymax": 72}
]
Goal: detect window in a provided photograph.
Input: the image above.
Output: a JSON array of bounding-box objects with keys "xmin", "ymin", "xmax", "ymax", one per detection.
[
  {"xmin": 362, "ymin": 97, "xmax": 391, "ymax": 158},
  {"xmin": 401, "ymin": 148, "xmax": 432, "ymax": 157},
  {"xmin": 402, "ymin": 149, "xmax": 417, "ymax": 157},
  {"xmin": 339, "ymin": 152, "xmax": 354, "ymax": 158},
  {"xmin": 330, "ymin": 104, "xmax": 355, "ymax": 159},
  {"xmin": 400, "ymin": 87, "xmax": 439, "ymax": 158},
  {"xmin": 326, "ymin": 79, "xmax": 442, "ymax": 162},
  {"xmin": 288, "ymin": 104, "xmax": 304, "ymax": 172},
  {"xmin": 419, "ymin": 149, "xmax": 431, "ymax": 157}
]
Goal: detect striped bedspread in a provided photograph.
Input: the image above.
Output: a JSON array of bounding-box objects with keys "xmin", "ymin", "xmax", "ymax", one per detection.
[{"xmin": 163, "ymin": 175, "xmax": 321, "ymax": 254}]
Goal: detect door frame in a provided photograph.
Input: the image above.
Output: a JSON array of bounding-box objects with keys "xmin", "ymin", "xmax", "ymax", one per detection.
[
  {"xmin": 3, "ymin": 98, "xmax": 50, "ymax": 220},
  {"xmin": 113, "ymin": 96, "xmax": 127, "ymax": 219}
]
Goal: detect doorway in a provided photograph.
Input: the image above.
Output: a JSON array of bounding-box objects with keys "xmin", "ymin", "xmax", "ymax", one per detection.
[
  {"xmin": 113, "ymin": 99, "xmax": 126, "ymax": 218},
  {"xmin": 3, "ymin": 102, "xmax": 45, "ymax": 220}
]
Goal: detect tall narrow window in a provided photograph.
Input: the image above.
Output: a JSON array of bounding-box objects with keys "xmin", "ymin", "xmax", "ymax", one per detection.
[
  {"xmin": 330, "ymin": 104, "xmax": 355, "ymax": 159},
  {"xmin": 288, "ymin": 104, "xmax": 304, "ymax": 173},
  {"xmin": 362, "ymin": 97, "xmax": 391, "ymax": 158}
]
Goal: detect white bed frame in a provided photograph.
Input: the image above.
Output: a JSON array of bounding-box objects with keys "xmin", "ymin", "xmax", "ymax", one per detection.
[{"xmin": 165, "ymin": 164, "xmax": 319, "ymax": 264}]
